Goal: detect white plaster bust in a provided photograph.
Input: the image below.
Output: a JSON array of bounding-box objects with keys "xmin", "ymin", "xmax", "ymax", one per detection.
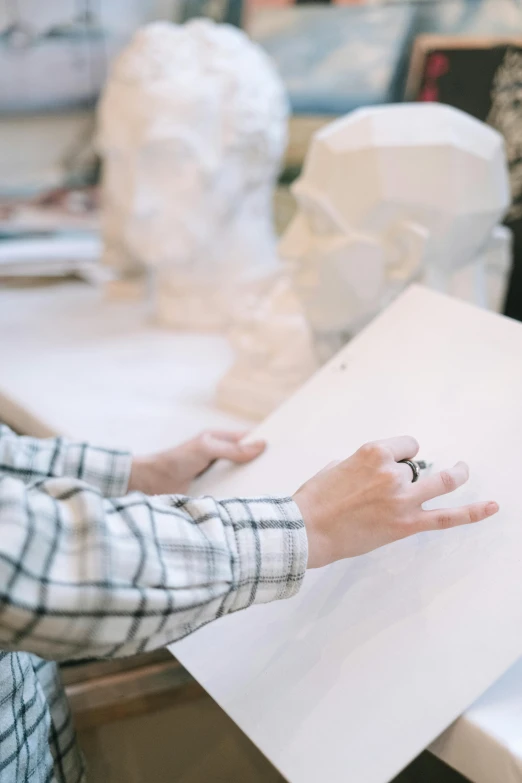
[
  {"xmin": 280, "ymin": 103, "xmax": 511, "ymax": 359},
  {"xmin": 97, "ymin": 19, "xmax": 288, "ymax": 330}
]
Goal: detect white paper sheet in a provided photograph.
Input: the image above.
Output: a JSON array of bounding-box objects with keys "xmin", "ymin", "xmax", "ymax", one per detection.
[{"xmin": 171, "ymin": 285, "xmax": 522, "ymax": 783}]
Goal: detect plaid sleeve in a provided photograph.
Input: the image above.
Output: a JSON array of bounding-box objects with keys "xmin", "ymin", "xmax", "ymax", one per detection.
[
  {"xmin": 0, "ymin": 423, "xmax": 131, "ymax": 497},
  {"xmin": 0, "ymin": 474, "xmax": 308, "ymax": 661}
]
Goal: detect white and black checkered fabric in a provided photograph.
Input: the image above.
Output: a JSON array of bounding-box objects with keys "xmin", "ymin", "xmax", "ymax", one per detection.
[{"xmin": 0, "ymin": 425, "xmax": 307, "ymax": 782}]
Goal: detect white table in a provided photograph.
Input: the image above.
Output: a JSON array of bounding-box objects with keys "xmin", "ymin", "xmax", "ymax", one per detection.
[
  {"xmin": 0, "ymin": 278, "xmax": 521, "ymax": 783},
  {"xmin": 0, "ymin": 280, "xmax": 250, "ymax": 450}
]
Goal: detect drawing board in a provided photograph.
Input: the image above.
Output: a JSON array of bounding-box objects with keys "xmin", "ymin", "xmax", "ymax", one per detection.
[{"xmin": 171, "ymin": 285, "xmax": 522, "ymax": 783}]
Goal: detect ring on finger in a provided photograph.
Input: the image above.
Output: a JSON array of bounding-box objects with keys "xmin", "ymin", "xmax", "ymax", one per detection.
[{"xmin": 399, "ymin": 459, "xmax": 420, "ymax": 483}]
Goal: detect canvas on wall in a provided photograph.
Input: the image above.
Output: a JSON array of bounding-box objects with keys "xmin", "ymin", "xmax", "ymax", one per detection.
[
  {"xmin": 0, "ymin": 0, "xmax": 187, "ymax": 114},
  {"xmin": 0, "ymin": 0, "xmax": 180, "ymax": 195}
]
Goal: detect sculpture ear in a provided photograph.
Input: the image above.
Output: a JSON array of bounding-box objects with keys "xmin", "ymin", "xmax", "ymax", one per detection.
[{"xmin": 384, "ymin": 220, "xmax": 429, "ymax": 281}]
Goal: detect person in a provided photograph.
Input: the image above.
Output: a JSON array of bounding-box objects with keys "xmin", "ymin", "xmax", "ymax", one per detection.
[{"xmin": 0, "ymin": 423, "xmax": 498, "ymax": 782}]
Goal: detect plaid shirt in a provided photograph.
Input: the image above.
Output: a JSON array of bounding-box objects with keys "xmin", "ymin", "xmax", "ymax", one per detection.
[{"xmin": 0, "ymin": 424, "xmax": 307, "ymax": 782}]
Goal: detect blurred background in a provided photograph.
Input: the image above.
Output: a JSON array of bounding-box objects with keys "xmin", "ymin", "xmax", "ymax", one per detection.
[
  {"xmin": 2, "ymin": 0, "xmax": 522, "ymax": 313},
  {"xmin": 1, "ymin": 1, "xmax": 521, "ymax": 781}
]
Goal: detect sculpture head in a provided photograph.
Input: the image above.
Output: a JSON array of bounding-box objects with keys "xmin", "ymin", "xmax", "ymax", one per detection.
[
  {"xmin": 97, "ymin": 19, "xmax": 288, "ymax": 281},
  {"xmin": 281, "ymin": 103, "xmax": 510, "ymax": 334}
]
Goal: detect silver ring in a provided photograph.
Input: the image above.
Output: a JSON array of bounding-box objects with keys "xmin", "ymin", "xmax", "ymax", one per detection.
[{"xmin": 400, "ymin": 459, "xmax": 420, "ymax": 483}]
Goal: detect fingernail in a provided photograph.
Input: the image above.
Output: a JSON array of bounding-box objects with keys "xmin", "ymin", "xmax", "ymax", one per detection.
[
  {"xmin": 244, "ymin": 440, "xmax": 266, "ymax": 452},
  {"xmin": 455, "ymin": 461, "xmax": 469, "ymax": 476},
  {"xmin": 486, "ymin": 502, "xmax": 499, "ymax": 516}
]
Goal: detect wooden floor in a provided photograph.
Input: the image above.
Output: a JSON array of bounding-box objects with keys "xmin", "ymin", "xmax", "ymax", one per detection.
[
  {"xmin": 78, "ymin": 692, "xmax": 286, "ymax": 783},
  {"xmin": 78, "ymin": 693, "xmax": 470, "ymax": 783}
]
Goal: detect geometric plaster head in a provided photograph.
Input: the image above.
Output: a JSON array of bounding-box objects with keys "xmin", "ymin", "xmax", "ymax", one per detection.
[{"xmin": 281, "ymin": 103, "xmax": 510, "ymax": 333}]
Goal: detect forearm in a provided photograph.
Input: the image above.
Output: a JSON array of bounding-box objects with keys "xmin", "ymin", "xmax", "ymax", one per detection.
[
  {"xmin": 0, "ymin": 475, "xmax": 307, "ymax": 661},
  {"xmin": 0, "ymin": 423, "xmax": 131, "ymax": 495}
]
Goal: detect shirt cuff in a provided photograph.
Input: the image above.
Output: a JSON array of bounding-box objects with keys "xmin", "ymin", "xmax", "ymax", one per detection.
[
  {"xmin": 62, "ymin": 442, "xmax": 133, "ymax": 497},
  {"xmin": 218, "ymin": 496, "xmax": 308, "ymax": 613}
]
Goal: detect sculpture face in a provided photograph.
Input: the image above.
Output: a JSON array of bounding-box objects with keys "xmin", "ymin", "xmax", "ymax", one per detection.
[
  {"xmin": 280, "ymin": 189, "xmax": 388, "ymax": 333},
  {"xmin": 101, "ymin": 130, "xmax": 243, "ymax": 276},
  {"xmin": 281, "ymin": 103, "xmax": 510, "ymax": 335},
  {"xmin": 97, "ymin": 19, "xmax": 288, "ymax": 290}
]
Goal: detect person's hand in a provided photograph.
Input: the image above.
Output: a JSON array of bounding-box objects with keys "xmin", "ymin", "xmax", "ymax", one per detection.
[
  {"xmin": 129, "ymin": 431, "xmax": 266, "ymax": 495},
  {"xmin": 293, "ymin": 436, "xmax": 499, "ymax": 569}
]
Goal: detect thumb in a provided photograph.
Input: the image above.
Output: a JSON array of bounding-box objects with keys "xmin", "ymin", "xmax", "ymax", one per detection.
[{"xmin": 202, "ymin": 434, "xmax": 266, "ymax": 464}]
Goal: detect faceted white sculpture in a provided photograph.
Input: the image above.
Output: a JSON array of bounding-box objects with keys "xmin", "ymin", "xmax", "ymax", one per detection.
[
  {"xmin": 281, "ymin": 103, "xmax": 511, "ymax": 360},
  {"xmin": 97, "ymin": 19, "xmax": 288, "ymax": 330},
  {"xmin": 216, "ymin": 274, "xmax": 318, "ymax": 420}
]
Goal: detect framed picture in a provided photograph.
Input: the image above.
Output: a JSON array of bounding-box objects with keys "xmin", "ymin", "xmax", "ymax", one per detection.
[{"xmin": 405, "ymin": 34, "xmax": 522, "ymax": 105}]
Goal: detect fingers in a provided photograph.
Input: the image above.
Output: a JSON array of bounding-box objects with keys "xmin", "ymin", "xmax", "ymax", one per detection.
[
  {"xmin": 207, "ymin": 430, "xmax": 249, "ymax": 443},
  {"xmin": 200, "ymin": 433, "xmax": 266, "ymax": 464},
  {"xmin": 382, "ymin": 436, "xmax": 420, "ymax": 462},
  {"xmin": 358, "ymin": 436, "xmax": 420, "ymax": 464},
  {"xmin": 415, "ymin": 462, "xmax": 469, "ymax": 502},
  {"xmin": 413, "ymin": 501, "xmax": 499, "ymax": 533}
]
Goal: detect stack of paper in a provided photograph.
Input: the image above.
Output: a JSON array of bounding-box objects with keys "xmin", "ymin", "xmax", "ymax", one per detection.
[{"xmin": 0, "ymin": 234, "xmax": 102, "ymax": 279}]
